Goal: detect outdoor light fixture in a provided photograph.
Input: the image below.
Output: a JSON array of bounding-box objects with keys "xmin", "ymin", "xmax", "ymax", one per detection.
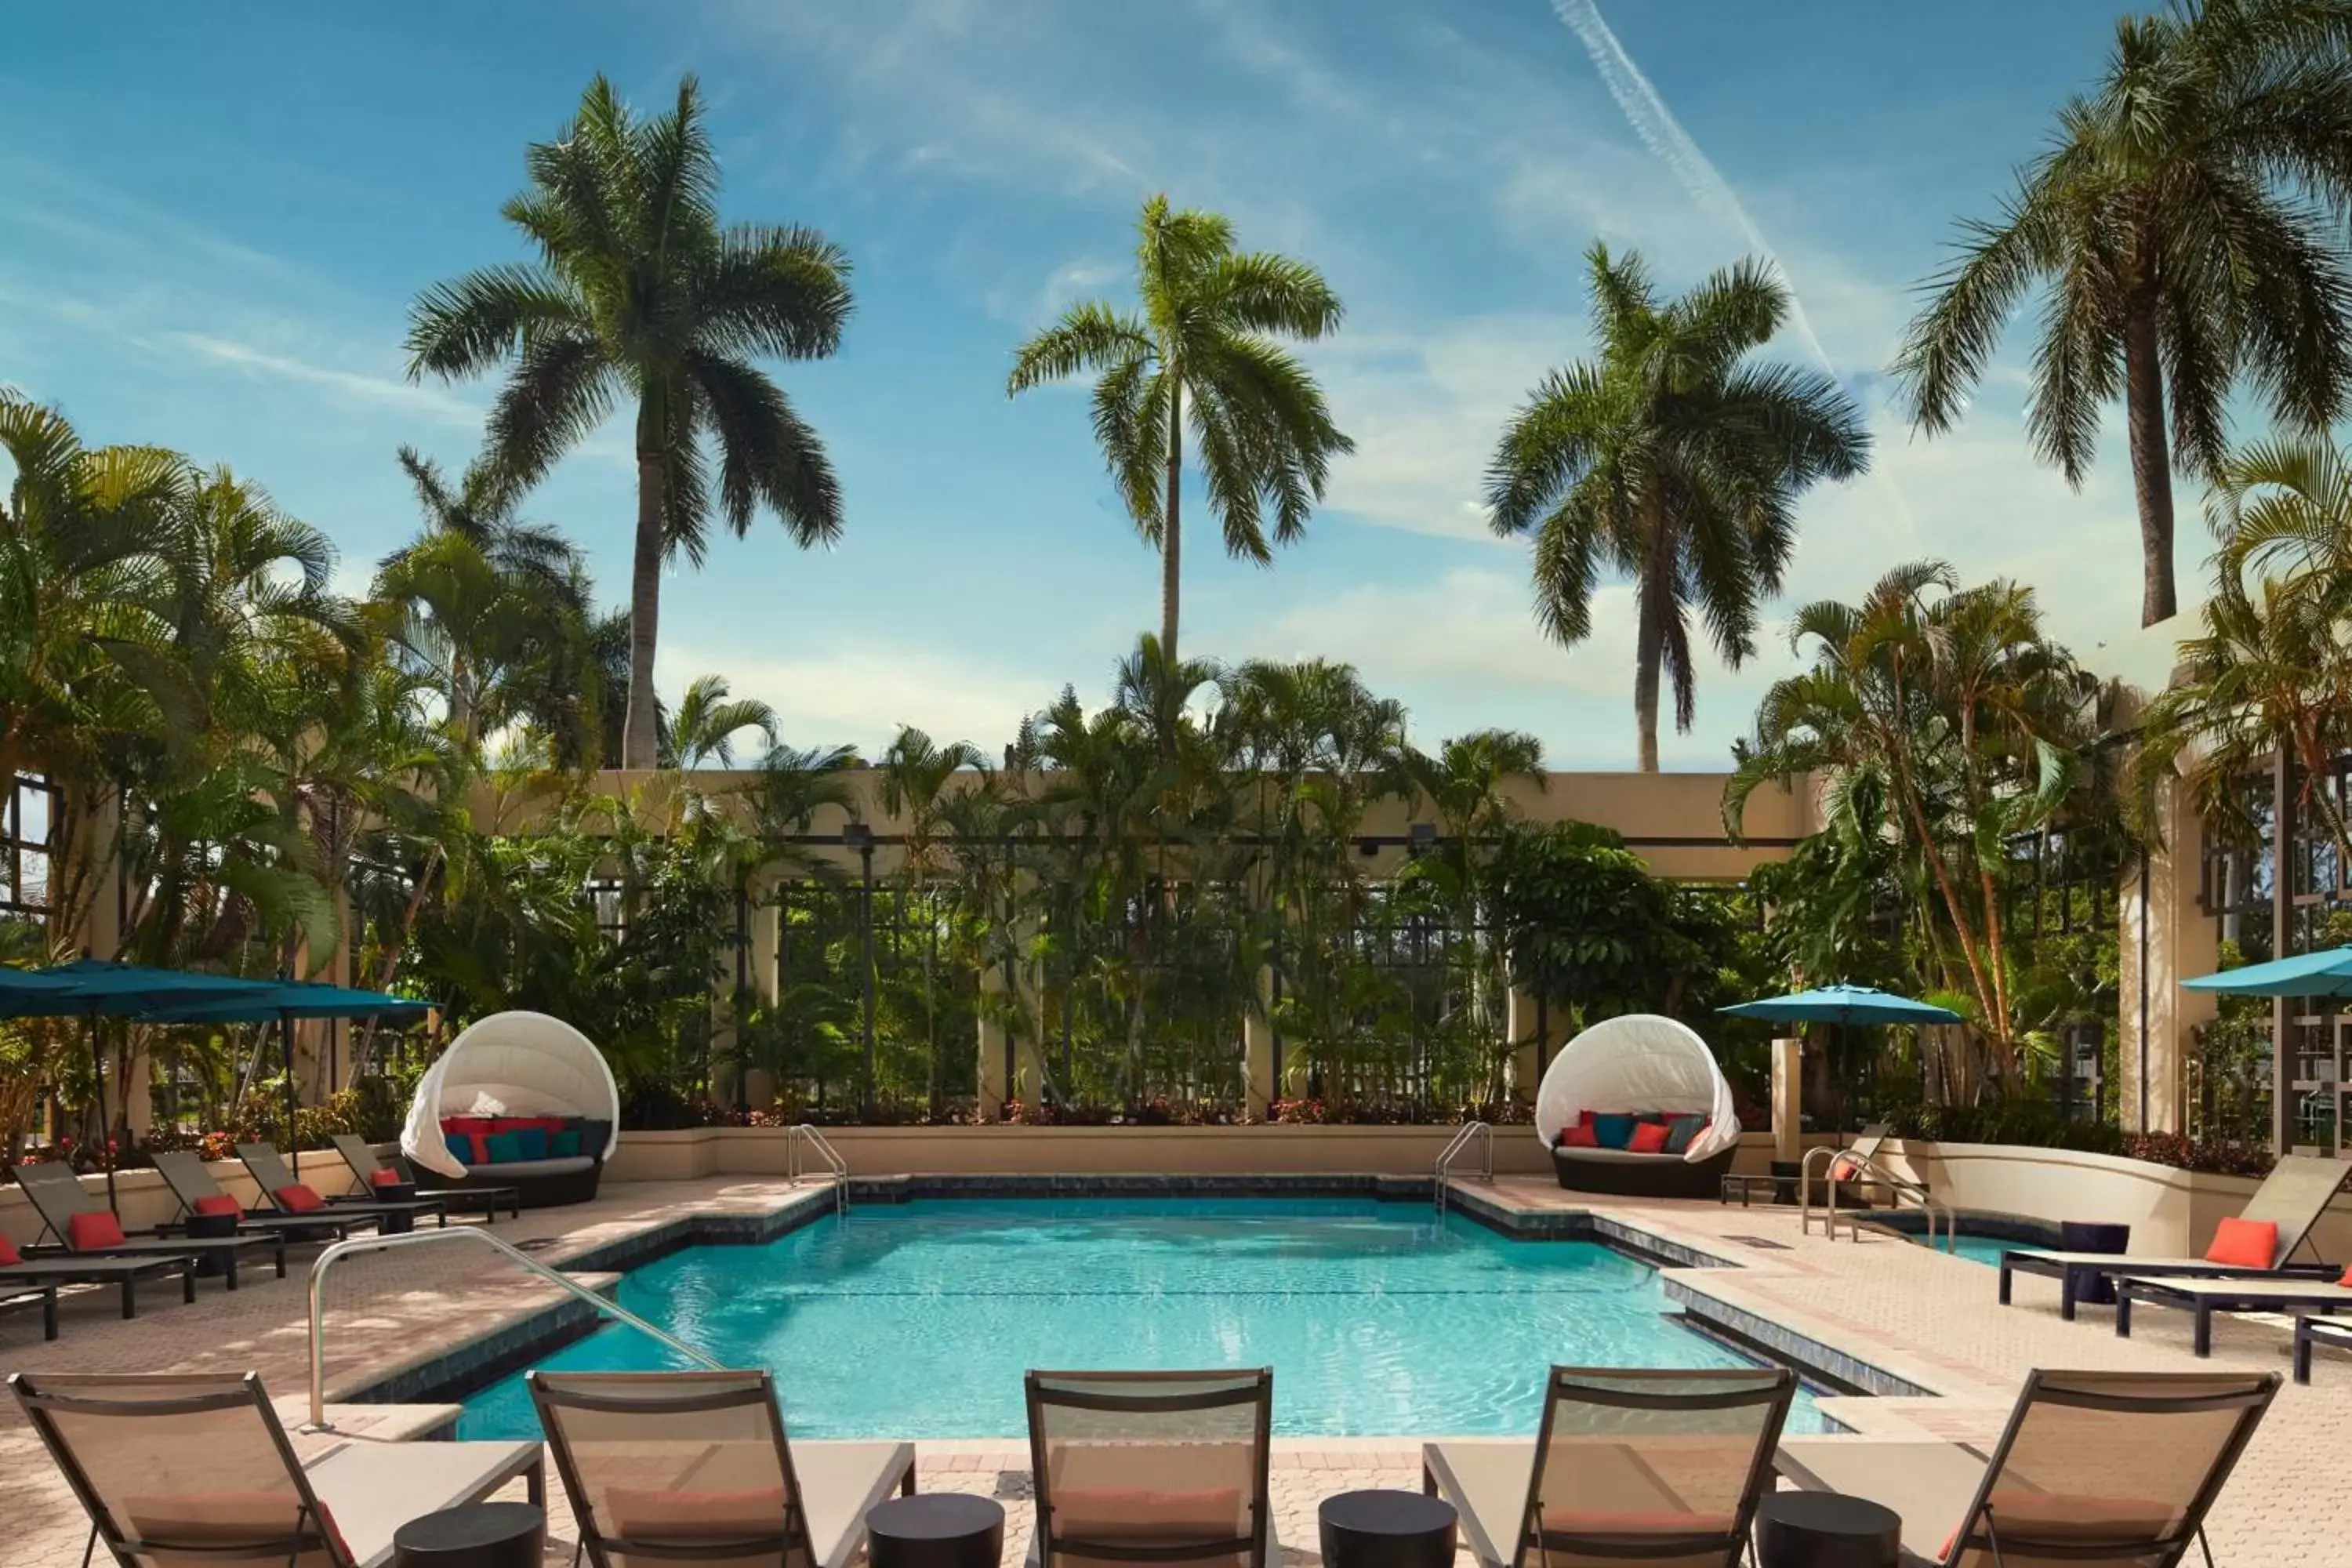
[
  {"xmin": 1408, "ymin": 822, "xmax": 1438, "ymax": 851},
  {"xmin": 841, "ymin": 822, "xmax": 873, "ymax": 849}
]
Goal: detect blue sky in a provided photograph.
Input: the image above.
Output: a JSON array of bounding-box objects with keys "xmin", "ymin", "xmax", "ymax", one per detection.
[{"xmin": 4, "ymin": 1, "xmax": 2174, "ymax": 768}]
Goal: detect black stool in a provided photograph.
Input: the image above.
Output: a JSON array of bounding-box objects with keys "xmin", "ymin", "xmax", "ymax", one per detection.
[
  {"xmin": 1319, "ymin": 1488, "xmax": 1457, "ymax": 1568},
  {"xmin": 392, "ymin": 1501, "xmax": 544, "ymax": 1568},
  {"xmin": 2060, "ymin": 1221, "xmax": 2132, "ymax": 1305},
  {"xmin": 1754, "ymin": 1491, "xmax": 1900, "ymax": 1568},
  {"xmin": 183, "ymin": 1210, "xmax": 238, "ymax": 1276},
  {"xmin": 867, "ymin": 1492, "xmax": 1005, "ymax": 1568}
]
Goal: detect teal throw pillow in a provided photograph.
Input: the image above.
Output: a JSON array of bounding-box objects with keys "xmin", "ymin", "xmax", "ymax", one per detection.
[
  {"xmin": 1662, "ymin": 1114, "xmax": 1705, "ymax": 1154},
  {"xmin": 481, "ymin": 1130, "xmax": 524, "ymax": 1163},
  {"xmin": 549, "ymin": 1130, "xmax": 583, "ymax": 1158},
  {"xmin": 1588, "ymin": 1112, "xmax": 1637, "ymax": 1149},
  {"xmin": 512, "ymin": 1127, "xmax": 550, "ymax": 1160}
]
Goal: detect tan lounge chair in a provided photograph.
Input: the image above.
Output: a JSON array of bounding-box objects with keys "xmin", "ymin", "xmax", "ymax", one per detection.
[
  {"xmin": 327, "ymin": 1134, "xmax": 520, "ymax": 1222},
  {"xmin": 10, "ymin": 1369, "xmax": 543, "ymax": 1568},
  {"xmin": 1998, "ymin": 1152, "xmax": 2349, "ymax": 1319},
  {"xmin": 12, "ymin": 1160, "xmax": 281, "ymax": 1285},
  {"xmin": 1423, "ymin": 1366, "xmax": 1795, "ymax": 1568},
  {"xmin": 529, "ymin": 1368, "xmax": 915, "ymax": 1568},
  {"xmin": 1025, "ymin": 1368, "xmax": 1277, "ymax": 1568},
  {"xmin": 1777, "ymin": 1369, "xmax": 2277, "ymax": 1567},
  {"xmin": 2115, "ymin": 1272, "xmax": 2352, "ymax": 1356}
]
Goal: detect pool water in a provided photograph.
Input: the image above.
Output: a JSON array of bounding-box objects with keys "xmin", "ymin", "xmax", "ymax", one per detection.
[{"xmin": 456, "ymin": 1198, "xmax": 1828, "ymax": 1439}]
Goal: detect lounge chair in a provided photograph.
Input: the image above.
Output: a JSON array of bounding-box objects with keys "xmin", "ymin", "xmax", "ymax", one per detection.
[
  {"xmin": 2114, "ymin": 1272, "xmax": 2352, "ymax": 1356},
  {"xmin": 0, "ymin": 1250, "xmax": 198, "ymax": 1339},
  {"xmin": 2294, "ymin": 1312, "xmax": 2352, "ymax": 1384},
  {"xmin": 328, "ymin": 1134, "xmax": 519, "ymax": 1223},
  {"xmin": 1423, "ymin": 1367, "xmax": 1795, "ymax": 1568},
  {"xmin": 1998, "ymin": 1152, "xmax": 2350, "ymax": 1319},
  {"xmin": 528, "ymin": 1369, "xmax": 914, "ymax": 1568},
  {"xmin": 11, "ymin": 1370, "xmax": 543, "ymax": 1568},
  {"xmin": 1025, "ymin": 1368, "xmax": 1277, "ymax": 1568},
  {"xmin": 1777, "ymin": 1369, "xmax": 2278, "ymax": 1567},
  {"xmin": 11, "ymin": 1160, "xmax": 282, "ymax": 1285},
  {"xmin": 236, "ymin": 1142, "xmax": 449, "ymax": 1231},
  {"xmin": 149, "ymin": 1150, "xmax": 379, "ymax": 1245}
]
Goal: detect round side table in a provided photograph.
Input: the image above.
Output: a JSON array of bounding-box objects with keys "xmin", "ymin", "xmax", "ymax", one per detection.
[
  {"xmin": 392, "ymin": 1501, "xmax": 544, "ymax": 1568},
  {"xmin": 866, "ymin": 1492, "xmax": 1005, "ymax": 1568},
  {"xmin": 1319, "ymin": 1489, "xmax": 1457, "ymax": 1568},
  {"xmin": 1754, "ymin": 1490, "xmax": 1900, "ymax": 1568}
]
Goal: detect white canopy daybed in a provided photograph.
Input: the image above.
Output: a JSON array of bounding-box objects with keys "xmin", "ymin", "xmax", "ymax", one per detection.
[
  {"xmin": 1534, "ymin": 1013, "xmax": 1741, "ymax": 1196},
  {"xmin": 399, "ymin": 1011, "xmax": 619, "ymax": 1206}
]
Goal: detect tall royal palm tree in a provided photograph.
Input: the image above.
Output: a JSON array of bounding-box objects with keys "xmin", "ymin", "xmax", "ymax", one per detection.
[
  {"xmin": 405, "ymin": 74, "xmax": 855, "ymax": 769},
  {"xmin": 1007, "ymin": 195, "xmax": 1352, "ymax": 662},
  {"xmin": 1486, "ymin": 245, "xmax": 1869, "ymax": 771},
  {"xmin": 1893, "ymin": 0, "xmax": 2352, "ymax": 626}
]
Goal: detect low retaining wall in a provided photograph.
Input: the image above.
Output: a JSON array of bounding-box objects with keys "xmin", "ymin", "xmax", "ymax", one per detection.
[
  {"xmin": 1876, "ymin": 1139, "xmax": 2352, "ymax": 1260},
  {"xmin": 602, "ymin": 1125, "xmax": 1802, "ymax": 1182}
]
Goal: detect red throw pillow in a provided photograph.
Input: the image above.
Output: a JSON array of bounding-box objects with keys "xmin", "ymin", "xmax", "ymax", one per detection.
[
  {"xmin": 0, "ymin": 1233, "xmax": 20, "ymax": 1266},
  {"xmin": 274, "ymin": 1184, "xmax": 326, "ymax": 1214},
  {"xmin": 1628, "ymin": 1122, "xmax": 1672, "ymax": 1154},
  {"xmin": 368, "ymin": 1167, "xmax": 401, "ymax": 1188},
  {"xmin": 67, "ymin": 1210, "xmax": 126, "ymax": 1250},
  {"xmin": 1829, "ymin": 1156, "xmax": 1861, "ymax": 1183},
  {"xmin": 441, "ymin": 1116, "xmax": 495, "ymax": 1134},
  {"xmin": 191, "ymin": 1194, "xmax": 242, "ymax": 1219},
  {"xmin": 2204, "ymin": 1216, "xmax": 2278, "ymax": 1269},
  {"xmin": 1557, "ymin": 1124, "xmax": 1599, "ymax": 1148}
]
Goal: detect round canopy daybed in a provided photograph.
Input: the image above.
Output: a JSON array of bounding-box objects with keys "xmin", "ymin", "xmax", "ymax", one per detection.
[
  {"xmin": 400, "ymin": 1011, "xmax": 620, "ymax": 1207},
  {"xmin": 1535, "ymin": 1014, "xmax": 1740, "ymax": 1197}
]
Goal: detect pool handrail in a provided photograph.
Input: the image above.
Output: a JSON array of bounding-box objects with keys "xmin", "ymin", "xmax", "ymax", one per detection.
[
  {"xmin": 303, "ymin": 1224, "xmax": 725, "ymax": 1432},
  {"xmin": 1434, "ymin": 1121, "xmax": 1493, "ymax": 1217},
  {"xmin": 787, "ymin": 1123, "xmax": 851, "ymax": 1215},
  {"xmin": 1802, "ymin": 1141, "xmax": 1954, "ymax": 1250}
]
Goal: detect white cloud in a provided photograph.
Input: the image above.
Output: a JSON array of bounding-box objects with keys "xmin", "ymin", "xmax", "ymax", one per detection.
[
  {"xmin": 660, "ymin": 641, "xmax": 1049, "ymax": 757},
  {"xmin": 166, "ymin": 332, "xmax": 486, "ymax": 427}
]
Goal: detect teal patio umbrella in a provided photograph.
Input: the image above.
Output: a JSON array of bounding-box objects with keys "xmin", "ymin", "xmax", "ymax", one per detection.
[
  {"xmin": 146, "ymin": 979, "xmax": 430, "ymax": 1142},
  {"xmin": 3, "ymin": 960, "xmax": 277, "ymax": 1210},
  {"xmin": 2181, "ymin": 946, "xmax": 2352, "ymax": 998},
  {"xmin": 1719, "ymin": 985, "xmax": 1965, "ymax": 1131}
]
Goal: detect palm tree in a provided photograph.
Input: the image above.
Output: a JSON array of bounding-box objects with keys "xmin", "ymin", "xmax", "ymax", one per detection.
[
  {"xmin": 1893, "ymin": 0, "xmax": 2352, "ymax": 626},
  {"xmin": 663, "ymin": 674, "xmax": 777, "ymax": 769},
  {"xmin": 1486, "ymin": 244, "xmax": 1869, "ymax": 771},
  {"xmin": 405, "ymin": 74, "xmax": 855, "ymax": 769},
  {"xmin": 1007, "ymin": 195, "xmax": 1352, "ymax": 661}
]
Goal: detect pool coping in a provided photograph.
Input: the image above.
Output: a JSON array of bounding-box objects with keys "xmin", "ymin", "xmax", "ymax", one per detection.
[{"xmin": 343, "ymin": 1174, "xmax": 1932, "ymax": 1425}]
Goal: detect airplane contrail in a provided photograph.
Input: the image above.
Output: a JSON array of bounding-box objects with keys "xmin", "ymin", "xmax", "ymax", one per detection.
[{"xmin": 1548, "ymin": 0, "xmax": 1918, "ymax": 535}]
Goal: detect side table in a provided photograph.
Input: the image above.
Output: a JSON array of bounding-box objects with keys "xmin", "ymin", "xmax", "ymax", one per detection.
[
  {"xmin": 1753, "ymin": 1490, "xmax": 1899, "ymax": 1568},
  {"xmin": 866, "ymin": 1492, "xmax": 1005, "ymax": 1568},
  {"xmin": 392, "ymin": 1501, "xmax": 544, "ymax": 1567},
  {"xmin": 1319, "ymin": 1488, "xmax": 1456, "ymax": 1568}
]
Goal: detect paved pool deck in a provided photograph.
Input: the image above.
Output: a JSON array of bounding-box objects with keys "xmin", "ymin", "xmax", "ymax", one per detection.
[{"xmin": 0, "ymin": 1172, "xmax": 2336, "ymax": 1566}]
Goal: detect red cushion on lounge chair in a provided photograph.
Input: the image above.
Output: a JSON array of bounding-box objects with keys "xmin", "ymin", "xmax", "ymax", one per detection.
[
  {"xmin": 1054, "ymin": 1488, "xmax": 1245, "ymax": 1539},
  {"xmin": 2204, "ymin": 1216, "xmax": 2277, "ymax": 1268},
  {"xmin": 122, "ymin": 1492, "xmax": 352, "ymax": 1559},
  {"xmin": 67, "ymin": 1210, "xmax": 125, "ymax": 1250},
  {"xmin": 274, "ymin": 1183, "xmax": 325, "ymax": 1214},
  {"xmin": 1541, "ymin": 1508, "xmax": 1737, "ymax": 1538},
  {"xmin": 191, "ymin": 1194, "xmax": 242, "ymax": 1218},
  {"xmin": 368, "ymin": 1167, "xmax": 402, "ymax": 1188},
  {"xmin": 1557, "ymin": 1124, "xmax": 1599, "ymax": 1147},
  {"xmin": 1628, "ymin": 1122, "xmax": 1672, "ymax": 1154},
  {"xmin": 605, "ymin": 1486, "xmax": 787, "ymax": 1539},
  {"xmin": 1941, "ymin": 1492, "xmax": 2180, "ymax": 1557},
  {"xmin": 0, "ymin": 1233, "xmax": 20, "ymax": 1265},
  {"xmin": 1829, "ymin": 1156, "xmax": 1861, "ymax": 1182}
]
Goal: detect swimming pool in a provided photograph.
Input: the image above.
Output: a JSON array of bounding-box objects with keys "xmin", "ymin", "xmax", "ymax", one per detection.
[{"xmin": 456, "ymin": 1197, "xmax": 1829, "ymax": 1439}]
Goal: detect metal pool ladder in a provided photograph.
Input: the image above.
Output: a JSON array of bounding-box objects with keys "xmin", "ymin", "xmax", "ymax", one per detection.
[
  {"xmin": 1800, "ymin": 1144, "xmax": 1956, "ymax": 1250},
  {"xmin": 303, "ymin": 1225, "xmax": 724, "ymax": 1432},
  {"xmin": 1433, "ymin": 1121, "xmax": 1493, "ymax": 1218},
  {"xmin": 787, "ymin": 1123, "xmax": 851, "ymax": 1215}
]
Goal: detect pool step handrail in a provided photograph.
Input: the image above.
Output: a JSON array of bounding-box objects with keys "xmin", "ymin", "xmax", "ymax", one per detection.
[
  {"xmin": 303, "ymin": 1224, "xmax": 725, "ymax": 1432},
  {"xmin": 1802, "ymin": 1143, "xmax": 1955, "ymax": 1250},
  {"xmin": 787, "ymin": 1123, "xmax": 851, "ymax": 1214},
  {"xmin": 1433, "ymin": 1121, "xmax": 1494, "ymax": 1218}
]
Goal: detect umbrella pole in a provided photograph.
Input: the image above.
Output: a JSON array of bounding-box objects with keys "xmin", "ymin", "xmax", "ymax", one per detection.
[
  {"xmin": 89, "ymin": 1012, "xmax": 116, "ymax": 1214},
  {"xmin": 282, "ymin": 1011, "xmax": 298, "ymax": 1147}
]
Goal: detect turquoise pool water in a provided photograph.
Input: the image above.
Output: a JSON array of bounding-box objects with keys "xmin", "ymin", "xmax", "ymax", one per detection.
[{"xmin": 455, "ymin": 1198, "xmax": 1829, "ymax": 1439}]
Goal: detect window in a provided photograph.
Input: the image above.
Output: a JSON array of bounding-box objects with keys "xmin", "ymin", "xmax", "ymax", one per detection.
[
  {"xmin": 585, "ymin": 877, "xmax": 626, "ymax": 939},
  {"xmin": 0, "ymin": 775, "xmax": 59, "ymax": 918}
]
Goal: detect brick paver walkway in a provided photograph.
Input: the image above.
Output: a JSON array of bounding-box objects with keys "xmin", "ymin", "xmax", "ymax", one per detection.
[{"xmin": 1, "ymin": 1174, "xmax": 2336, "ymax": 1565}]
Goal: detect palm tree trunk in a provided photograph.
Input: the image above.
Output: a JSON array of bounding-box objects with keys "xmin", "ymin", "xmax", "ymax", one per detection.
[
  {"xmin": 2122, "ymin": 276, "xmax": 2176, "ymax": 627},
  {"xmin": 622, "ymin": 443, "xmax": 667, "ymax": 770},
  {"xmin": 1632, "ymin": 505, "xmax": 1669, "ymax": 772},
  {"xmin": 1161, "ymin": 380, "xmax": 1183, "ymax": 662}
]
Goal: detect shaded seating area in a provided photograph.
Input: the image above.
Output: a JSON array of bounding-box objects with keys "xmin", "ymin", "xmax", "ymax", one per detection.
[
  {"xmin": 149, "ymin": 1150, "xmax": 380, "ymax": 1245},
  {"xmin": 1776, "ymin": 1369, "xmax": 2278, "ymax": 1568},
  {"xmin": 529, "ymin": 1368, "xmax": 914, "ymax": 1568},
  {"xmin": 1998, "ymin": 1153, "xmax": 2350, "ymax": 1319},
  {"xmin": 12, "ymin": 1160, "xmax": 281, "ymax": 1286},
  {"xmin": 10, "ymin": 1370, "xmax": 543, "ymax": 1568},
  {"xmin": 401, "ymin": 1011, "xmax": 619, "ymax": 1208},
  {"xmin": 1024, "ymin": 1367, "xmax": 1278, "ymax": 1568},
  {"xmin": 328, "ymin": 1134, "xmax": 521, "ymax": 1223},
  {"xmin": 235, "ymin": 1142, "xmax": 448, "ymax": 1232},
  {"xmin": 1534, "ymin": 1014, "xmax": 1740, "ymax": 1197},
  {"xmin": 1423, "ymin": 1367, "xmax": 1793, "ymax": 1568}
]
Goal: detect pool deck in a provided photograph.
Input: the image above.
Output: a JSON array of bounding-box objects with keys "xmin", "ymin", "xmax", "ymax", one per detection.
[{"xmin": 0, "ymin": 1171, "xmax": 2339, "ymax": 1566}]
